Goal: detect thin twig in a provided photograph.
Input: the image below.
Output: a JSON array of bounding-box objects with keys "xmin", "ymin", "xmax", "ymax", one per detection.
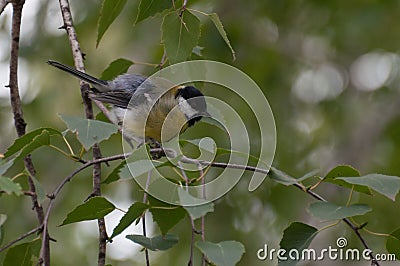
[
  {"xmin": 290, "ymin": 184, "xmax": 379, "ymax": 265},
  {"xmin": 179, "ymin": 163, "xmax": 195, "ymax": 266},
  {"xmin": 198, "ymin": 163, "xmax": 206, "ymax": 266},
  {"xmin": 56, "ymin": 0, "xmax": 108, "ymax": 264},
  {"xmin": 199, "ymin": 162, "xmax": 380, "ymax": 265},
  {"xmin": 40, "ymin": 149, "xmax": 380, "ymax": 266},
  {"xmin": 0, "ymin": 226, "xmax": 42, "ymax": 253},
  {"xmin": 0, "ymin": 0, "xmax": 9, "ymax": 15},
  {"xmin": 180, "ymin": 0, "xmax": 188, "ymax": 16},
  {"xmin": 189, "ymin": 218, "xmax": 195, "ymax": 266},
  {"xmin": 178, "ymin": 161, "xmax": 189, "ymax": 189},
  {"xmin": 142, "ymin": 170, "xmax": 152, "ymax": 266},
  {"xmin": 158, "ymin": 49, "xmax": 167, "ymax": 69},
  {"xmin": 41, "ymin": 153, "xmax": 129, "ymax": 243},
  {"xmin": 8, "ymin": 0, "xmax": 49, "ymax": 265},
  {"xmin": 92, "ymin": 99, "xmax": 116, "ymax": 124},
  {"xmin": 0, "ymin": 190, "xmax": 35, "ymax": 196},
  {"xmin": 93, "ymin": 144, "xmax": 107, "ymax": 266}
]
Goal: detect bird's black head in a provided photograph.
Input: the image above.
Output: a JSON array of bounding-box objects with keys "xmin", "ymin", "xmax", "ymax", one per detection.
[{"xmin": 176, "ymin": 86, "xmax": 209, "ymax": 127}]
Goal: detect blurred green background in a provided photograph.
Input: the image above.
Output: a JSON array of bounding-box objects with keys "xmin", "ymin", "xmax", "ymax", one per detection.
[{"xmin": 1, "ymin": 0, "xmax": 400, "ymax": 265}]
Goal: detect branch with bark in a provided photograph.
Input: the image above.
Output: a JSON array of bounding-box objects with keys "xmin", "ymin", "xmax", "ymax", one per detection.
[
  {"xmin": 6, "ymin": 0, "xmax": 50, "ymax": 265},
  {"xmin": 41, "ymin": 1, "xmax": 109, "ymax": 265}
]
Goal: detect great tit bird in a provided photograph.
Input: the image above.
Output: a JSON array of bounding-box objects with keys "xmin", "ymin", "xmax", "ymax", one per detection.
[{"xmin": 47, "ymin": 60, "xmax": 208, "ymax": 146}]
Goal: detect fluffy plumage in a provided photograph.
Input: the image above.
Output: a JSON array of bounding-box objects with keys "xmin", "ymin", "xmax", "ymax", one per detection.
[{"xmin": 47, "ymin": 60, "xmax": 208, "ymax": 145}]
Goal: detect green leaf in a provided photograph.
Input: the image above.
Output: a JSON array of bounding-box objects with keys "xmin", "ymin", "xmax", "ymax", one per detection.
[
  {"xmin": 4, "ymin": 127, "xmax": 61, "ymax": 158},
  {"xmin": 149, "ymin": 197, "xmax": 186, "ymax": 235},
  {"xmin": 323, "ymin": 165, "xmax": 371, "ymax": 195},
  {"xmin": 0, "ymin": 158, "xmax": 14, "ymax": 176},
  {"xmin": 184, "ymin": 202, "xmax": 214, "ymax": 220},
  {"xmin": 0, "ymin": 214, "xmax": 7, "ymax": 245},
  {"xmin": 116, "ymin": 144, "xmax": 163, "ymax": 181},
  {"xmin": 0, "ymin": 225, "xmax": 3, "ymax": 246},
  {"xmin": 207, "ymin": 13, "xmax": 236, "ymax": 61},
  {"xmin": 135, "ymin": 0, "xmax": 173, "ymax": 25},
  {"xmin": 196, "ymin": 241, "xmax": 245, "ymax": 266},
  {"xmin": 0, "ymin": 214, "xmax": 6, "ymax": 227},
  {"xmin": 309, "ymin": 202, "xmax": 372, "ymax": 221},
  {"xmin": 17, "ymin": 130, "xmax": 51, "ymax": 161},
  {"xmin": 162, "ymin": 10, "xmax": 201, "ymax": 63},
  {"xmin": 5, "ymin": 129, "xmax": 58, "ymax": 163},
  {"xmin": 96, "ymin": 111, "xmax": 109, "ymax": 123},
  {"xmin": 100, "ymin": 58, "xmax": 134, "ymax": 80},
  {"xmin": 178, "ymin": 188, "xmax": 214, "ymax": 220},
  {"xmin": 182, "ymin": 138, "xmax": 216, "ymax": 154},
  {"xmin": 59, "ymin": 114, "xmax": 118, "ymax": 151},
  {"xmin": 200, "ymin": 102, "xmax": 227, "ymax": 133},
  {"xmin": 0, "ymin": 177, "xmax": 22, "ymax": 196},
  {"xmin": 325, "ymin": 165, "xmax": 360, "ymax": 178},
  {"xmin": 121, "ymin": 160, "xmax": 163, "ymax": 179},
  {"xmin": 279, "ymin": 222, "xmax": 318, "ymax": 265},
  {"xmin": 386, "ymin": 227, "xmax": 400, "ymax": 260},
  {"xmin": 126, "ymin": 234, "xmax": 179, "ymax": 251},
  {"xmin": 337, "ymin": 174, "xmax": 400, "ymax": 201},
  {"xmin": 179, "ymin": 138, "xmax": 216, "ymax": 166},
  {"xmin": 269, "ymin": 167, "xmax": 299, "ymax": 186},
  {"xmin": 199, "ymin": 120, "xmax": 228, "ymax": 138},
  {"xmin": 97, "ymin": 0, "xmax": 128, "ymax": 47},
  {"xmin": 3, "ymin": 239, "xmax": 41, "ymax": 266},
  {"xmin": 32, "ymin": 176, "xmax": 46, "ymax": 204},
  {"xmin": 60, "ymin": 197, "xmax": 115, "ymax": 226},
  {"xmin": 102, "ymin": 160, "xmax": 127, "ymax": 184},
  {"xmin": 110, "ymin": 202, "xmax": 149, "ymax": 239}
]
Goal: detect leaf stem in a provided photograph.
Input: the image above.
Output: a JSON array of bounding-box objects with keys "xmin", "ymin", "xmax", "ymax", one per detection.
[
  {"xmin": 11, "ymin": 172, "xmax": 27, "ymax": 181},
  {"xmin": 362, "ymin": 228, "xmax": 391, "ymax": 237},
  {"xmin": 37, "ymin": 149, "xmax": 382, "ymax": 266},
  {"xmin": 115, "ymin": 207, "xmax": 127, "ymax": 214},
  {"xmin": 308, "ymin": 177, "xmax": 324, "ymax": 191},
  {"xmin": 187, "ymin": 8, "xmax": 208, "ymax": 17},
  {"xmin": 317, "ymin": 220, "xmax": 341, "ymax": 233},
  {"xmin": 346, "ymin": 186, "xmax": 355, "ymax": 206},
  {"xmin": 48, "ymin": 145, "xmax": 74, "ymax": 161},
  {"xmin": 62, "ymin": 135, "xmax": 75, "ymax": 155}
]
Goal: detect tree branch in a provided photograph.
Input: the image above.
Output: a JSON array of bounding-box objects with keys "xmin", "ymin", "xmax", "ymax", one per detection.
[
  {"xmin": 40, "ymin": 148, "xmax": 380, "ymax": 266},
  {"xmin": 0, "ymin": 0, "xmax": 9, "ymax": 15},
  {"xmin": 8, "ymin": 0, "xmax": 49, "ymax": 265},
  {"xmin": 0, "ymin": 226, "xmax": 42, "ymax": 253},
  {"xmin": 40, "ymin": 153, "xmax": 128, "ymax": 266},
  {"xmin": 46, "ymin": 1, "xmax": 108, "ymax": 265},
  {"xmin": 142, "ymin": 171, "xmax": 151, "ymax": 266}
]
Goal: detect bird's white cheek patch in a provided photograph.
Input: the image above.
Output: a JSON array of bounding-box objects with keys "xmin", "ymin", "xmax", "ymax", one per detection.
[{"xmin": 178, "ymin": 97, "xmax": 198, "ymax": 119}]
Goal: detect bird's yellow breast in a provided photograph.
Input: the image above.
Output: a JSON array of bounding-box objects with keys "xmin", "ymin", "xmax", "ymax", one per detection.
[{"xmin": 123, "ymin": 89, "xmax": 189, "ymax": 143}]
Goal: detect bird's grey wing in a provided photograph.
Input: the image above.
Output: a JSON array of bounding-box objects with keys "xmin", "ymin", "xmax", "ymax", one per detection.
[
  {"xmin": 92, "ymin": 75, "xmax": 175, "ymax": 108},
  {"xmin": 89, "ymin": 74, "xmax": 150, "ymax": 108},
  {"xmin": 128, "ymin": 76, "xmax": 177, "ymax": 105},
  {"xmin": 108, "ymin": 74, "xmax": 148, "ymax": 93},
  {"xmin": 89, "ymin": 90, "xmax": 133, "ymax": 108}
]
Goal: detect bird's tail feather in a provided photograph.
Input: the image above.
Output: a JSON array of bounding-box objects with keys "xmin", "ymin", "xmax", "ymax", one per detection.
[{"xmin": 47, "ymin": 60, "xmax": 108, "ymax": 87}]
